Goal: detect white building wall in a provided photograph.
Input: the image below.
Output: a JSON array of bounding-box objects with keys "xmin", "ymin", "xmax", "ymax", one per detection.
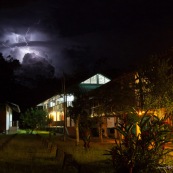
[{"xmin": 6, "ymin": 105, "xmax": 12, "ymax": 131}]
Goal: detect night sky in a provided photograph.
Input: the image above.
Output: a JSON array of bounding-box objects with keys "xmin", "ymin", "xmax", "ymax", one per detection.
[{"xmin": 1, "ymin": 0, "xmax": 173, "ymax": 110}]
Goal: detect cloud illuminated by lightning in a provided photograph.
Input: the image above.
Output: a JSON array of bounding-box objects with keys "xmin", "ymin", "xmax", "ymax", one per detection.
[
  {"xmin": 0, "ymin": 25, "xmax": 50, "ymax": 62},
  {"xmin": 0, "ymin": 17, "xmax": 80, "ymax": 77},
  {"xmin": 0, "ymin": 19, "xmax": 49, "ymax": 60}
]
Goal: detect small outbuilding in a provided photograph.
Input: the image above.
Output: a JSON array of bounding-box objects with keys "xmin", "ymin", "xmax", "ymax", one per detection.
[{"xmin": 0, "ymin": 102, "xmax": 20, "ymax": 134}]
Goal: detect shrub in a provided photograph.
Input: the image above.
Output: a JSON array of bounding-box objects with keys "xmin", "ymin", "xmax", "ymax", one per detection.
[{"xmin": 108, "ymin": 112, "xmax": 173, "ymax": 173}]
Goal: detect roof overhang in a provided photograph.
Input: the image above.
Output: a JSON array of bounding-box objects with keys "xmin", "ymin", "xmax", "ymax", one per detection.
[{"xmin": 7, "ymin": 102, "xmax": 21, "ymax": 113}]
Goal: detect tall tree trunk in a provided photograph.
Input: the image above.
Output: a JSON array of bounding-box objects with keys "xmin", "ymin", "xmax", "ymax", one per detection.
[
  {"xmin": 99, "ymin": 123, "xmax": 103, "ymax": 142},
  {"xmin": 75, "ymin": 115, "xmax": 80, "ymax": 146},
  {"xmin": 129, "ymin": 167, "xmax": 133, "ymax": 173}
]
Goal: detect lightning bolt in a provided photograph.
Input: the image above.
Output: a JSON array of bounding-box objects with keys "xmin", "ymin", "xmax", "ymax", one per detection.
[
  {"xmin": 1, "ymin": 19, "xmax": 42, "ymax": 61},
  {"xmin": 24, "ymin": 27, "xmax": 30, "ymax": 46},
  {"xmin": 2, "ymin": 43, "xmax": 11, "ymax": 48},
  {"xmin": 24, "ymin": 19, "xmax": 40, "ymax": 47}
]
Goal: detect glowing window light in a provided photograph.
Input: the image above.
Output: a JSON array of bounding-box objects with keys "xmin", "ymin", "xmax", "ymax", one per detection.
[
  {"xmin": 49, "ymin": 111, "xmax": 56, "ymax": 121},
  {"xmin": 67, "ymin": 95, "xmax": 74, "ymax": 102}
]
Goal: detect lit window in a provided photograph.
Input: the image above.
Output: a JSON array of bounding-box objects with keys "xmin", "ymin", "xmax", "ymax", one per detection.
[
  {"xmin": 91, "ymin": 75, "xmax": 97, "ymax": 84},
  {"xmin": 82, "ymin": 79, "xmax": 90, "ymax": 84},
  {"xmin": 98, "ymin": 74, "xmax": 105, "ymax": 84}
]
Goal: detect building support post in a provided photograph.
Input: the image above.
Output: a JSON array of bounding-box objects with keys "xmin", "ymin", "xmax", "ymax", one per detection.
[{"xmin": 63, "ymin": 73, "xmax": 67, "ymax": 141}]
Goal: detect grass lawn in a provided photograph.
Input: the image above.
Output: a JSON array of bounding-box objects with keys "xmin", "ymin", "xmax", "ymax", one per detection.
[
  {"xmin": 0, "ymin": 133, "xmax": 57, "ymax": 173},
  {"xmin": 50, "ymin": 134, "xmax": 115, "ymax": 173},
  {"xmin": 2, "ymin": 130, "xmax": 173, "ymax": 173},
  {"xmin": 0, "ymin": 130, "xmax": 115, "ymax": 173}
]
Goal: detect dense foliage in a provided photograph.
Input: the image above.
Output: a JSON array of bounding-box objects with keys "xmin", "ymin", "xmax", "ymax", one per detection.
[
  {"xmin": 20, "ymin": 107, "xmax": 48, "ymax": 134},
  {"xmin": 108, "ymin": 112, "xmax": 173, "ymax": 173},
  {"xmin": 104, "ymin": 57, "xmax": 173, "ymax": 172}
]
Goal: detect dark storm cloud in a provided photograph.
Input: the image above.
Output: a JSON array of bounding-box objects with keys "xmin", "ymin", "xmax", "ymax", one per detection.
[
  {"xmin": 19, "ymin": 53, "xmax": 55, "ymax": 79},
  {"xmin": 1, "ymin": 0, "xmax": 173, "ymax": 80},
  {"xmin": 1, "ymin": 0, "xmax": 173, "ymax": 109},
  {"xmin": 0, "ymin": 11, "xmax": 79, "ymax": 77},
  {"xmin": 0, "ymin": 0, "xmax": 83, "ymax": 78},
  {"xmin": 13, "ymin": 53, "xmax": 55, "ymax": 88}
]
